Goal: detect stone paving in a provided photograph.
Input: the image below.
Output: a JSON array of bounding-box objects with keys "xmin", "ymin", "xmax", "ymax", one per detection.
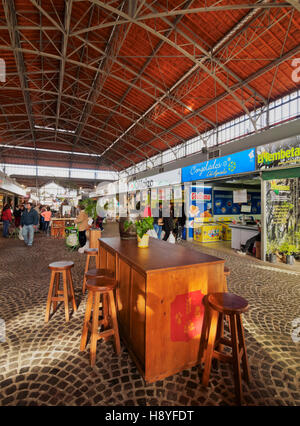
[{"xmin": 0, "ymin": 228, "xmax": 299, "ymax": 406}]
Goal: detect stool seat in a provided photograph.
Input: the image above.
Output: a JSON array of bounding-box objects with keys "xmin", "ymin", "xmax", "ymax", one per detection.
[
  {"xmin": 84, "ymin": 248, "xmax": 98, "ymax": 255},
  {"xmin": 208, "ymin": 292, "xmax": 248, "ymax": 315},
  {"xmin": 49, "ymin": 261, "xmax": 74, "ymax": 271},
  {"xmin": 45, "ymin": 261, "xmax": 77, "ymax": 322},
  {"xmin": 85, "ymin": 268, "xmax": 114, "ymax": 279},
  {"xmin": 86, "ymin": 277, "xmax": 117, "ymax": 292}
]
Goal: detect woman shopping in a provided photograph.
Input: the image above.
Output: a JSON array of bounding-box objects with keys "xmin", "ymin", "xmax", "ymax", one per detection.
[
  {"xmin": 1, "ymin": 204, "xmax": 12, "ymax": 238},
  {"xmin": 13, "ymin": 205, "xmax": 22, "ymax": 228},
  {"xmin": 41, "ymin": 206, "xmax": 52, "ymax": 233},
  {"xmin": 74, "ymin": 203, "xmax": 89, "ymax": 248}
]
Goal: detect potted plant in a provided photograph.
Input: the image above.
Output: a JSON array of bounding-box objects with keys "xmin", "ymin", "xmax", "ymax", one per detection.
[
  {"xmin": 118, "ymin": 200, "xmax": 140, "ymax": 240},
  {"xmin": 266, "ymin": 241, "xmax": 277, "ymax": 263},
  {"xmin": 124, "ymin": 217, "xmax": 154, "ymax": 248},
  {"xmin": 280, "ymin": 242, "xmax": 297, "ymax": 264}
]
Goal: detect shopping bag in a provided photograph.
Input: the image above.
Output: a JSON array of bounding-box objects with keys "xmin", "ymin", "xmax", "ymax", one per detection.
[
  {"xmin": 18, "ymin": 228, "xmax": 24, "ymax": 241},
  {"xmin": 161, "ymin": 230, "xmax": 165, "ymax": 240},
  {"xmin": 147, "ymin": 229, "xmax": 158, "ymax": 239},
  {"xmin": 167, "ymin": 233, "xmax": 176, "ymax": 244}
]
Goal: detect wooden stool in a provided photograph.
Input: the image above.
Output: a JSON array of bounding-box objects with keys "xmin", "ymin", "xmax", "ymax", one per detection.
[
  {"xmin": 45, "ymin": 261, "xmax": 77, "ymax": 323},
  {"xmin": 80, "ymin": 277, "xmax": 121, "ymax": 366},
  {"xmin": 82, "ymin": 249, "xmax": 98, "ymax": 294},
  {"xmin": 82, "ymin": 266, "xmax": 114, "ymax": 294},
  {"xmin": 200, "ymin": 292, "xmax": 250, "ymax": 405}
]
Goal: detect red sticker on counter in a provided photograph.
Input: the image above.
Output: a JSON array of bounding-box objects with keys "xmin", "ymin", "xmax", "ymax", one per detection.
[{"xmin": 170, "ymin": 290, "xmax": 205, "ymax": 342}]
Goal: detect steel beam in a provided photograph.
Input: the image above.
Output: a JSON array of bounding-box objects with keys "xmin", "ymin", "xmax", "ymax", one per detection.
[
  {"xmin": 54, "ymin": 0, "xmax": 73, "ymax": 143},
  {"xmin": 71, "ymin": 2, "xmax": 292, "ymax": 36},
  {"xmin": 285, "ymin": 0, "xmax": 300, "ymax": 13},
  {"xmin": 2, "ymin": 0, "xmax": 39, "ymax": 190}
]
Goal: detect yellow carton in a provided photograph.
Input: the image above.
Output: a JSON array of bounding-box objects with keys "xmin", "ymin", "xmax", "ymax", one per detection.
[
  {"xmin": 220, "ymin": 222, "xmax": 232, "ymax": 241},
  {"xmin": 194, "ymin": 223, "xmax": 221, "ymax": 242}
]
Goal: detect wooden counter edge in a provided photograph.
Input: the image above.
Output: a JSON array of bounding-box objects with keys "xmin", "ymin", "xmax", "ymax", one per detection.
[{"xmin": 98, "ymin": 238, "xmax": 225, "ymax": 277}]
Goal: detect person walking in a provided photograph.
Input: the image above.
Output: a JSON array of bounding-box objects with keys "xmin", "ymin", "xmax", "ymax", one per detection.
[
  {"xmin": 13, "ymin": 205, "xmax": 22, "ymax": 228},
  {"xmin": 162, "ymin": 203, "xmax": 174, "ymax": 241},
  {"xmin": 41, "ymin": 206, "xmax": 52, "ymax": 234},
  {"xmin": 39, "ymin": 206, "xmax": 46, "ymax": 231},
  {"xmin": 20, "ymin": 202, "xmax": 39, "ymax": 246},
  {"xmin": 95, "ymin": 215, "xmax": 104, "ymax": 231},
  {"xmin": 143, "ymin": 202, "xmax": 152, "ymax": 218},
  {"xmin": 74, "ymin": 203, "xmax": 89, "ymax": 248},
  {"xmin": 1, "ymin": 204, "xmax": 12, "ymax": 238},
  {"xmin": 153, "ymin": 203, "xmax": 163, "ymax": 240}
]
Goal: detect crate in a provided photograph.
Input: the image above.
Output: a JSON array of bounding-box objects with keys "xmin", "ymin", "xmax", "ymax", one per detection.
[{"xmin": 194, "ymin": 224, "xmax": 221, "ymax": 242}]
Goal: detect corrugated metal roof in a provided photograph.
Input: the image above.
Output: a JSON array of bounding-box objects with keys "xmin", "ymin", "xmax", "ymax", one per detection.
[{"xmin": 0, "ymin": 0, "xmax": 299, "ymax": 172}]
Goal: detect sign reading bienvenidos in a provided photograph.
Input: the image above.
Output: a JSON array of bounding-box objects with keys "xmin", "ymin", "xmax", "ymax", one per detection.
[{"xmin": 256, "ymin": 136, "xmax": 300, "ymax": 169}]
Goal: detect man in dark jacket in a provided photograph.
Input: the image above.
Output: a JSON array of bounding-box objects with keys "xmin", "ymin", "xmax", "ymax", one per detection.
[{"xmin": 20, "ymin": 202, "xmax": 39, "ymax": 246}]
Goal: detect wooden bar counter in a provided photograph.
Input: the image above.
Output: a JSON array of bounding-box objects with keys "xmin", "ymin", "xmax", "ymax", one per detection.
[{"xmin": 98, "ymin": 237, "xmax": 225, "ymax": 383}]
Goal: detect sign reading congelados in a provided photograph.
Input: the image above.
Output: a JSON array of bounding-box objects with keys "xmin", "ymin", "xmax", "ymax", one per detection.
[
  {"xmin": 182, "ymin": 148, "xmax": 255, "ymax": 182},
  {"xmin": 256, "ymin": 136, "xmax": 300, "ymax": 169}
]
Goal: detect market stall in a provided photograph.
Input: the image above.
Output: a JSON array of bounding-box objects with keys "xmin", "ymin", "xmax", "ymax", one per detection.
[{"xmin": 51, "ymin": 217, "xmax": 76, "ymax": 238}]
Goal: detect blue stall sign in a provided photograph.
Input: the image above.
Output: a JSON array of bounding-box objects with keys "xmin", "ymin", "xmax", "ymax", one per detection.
[{"xmin": 182, "ymin": 148, "xmax": 255, "ymax": 182}]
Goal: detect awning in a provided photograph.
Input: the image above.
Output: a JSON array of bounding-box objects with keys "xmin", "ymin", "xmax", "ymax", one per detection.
[{"xmin": 262, "ymin": 166, "xmax": 300, "ymax": 180}]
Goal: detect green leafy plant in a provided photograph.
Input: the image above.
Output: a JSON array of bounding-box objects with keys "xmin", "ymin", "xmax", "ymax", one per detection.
[
  {"xmin": 124, "ymin": 217, "xmax": 154, "ymax": 239},
  {"xmin": 279, "ymin": 242, "xmax": 297, "ymax": 256},
  {"xmin": 266, "ymin": 241, "xmax": 278, "ymax": 255},
  {"xmin": 287, "ymin": 244, "xmax": 297, "ymax": 256},
  {"xmin": 80, "ymin": 198, "xmax": 97, "ymax": 221}
]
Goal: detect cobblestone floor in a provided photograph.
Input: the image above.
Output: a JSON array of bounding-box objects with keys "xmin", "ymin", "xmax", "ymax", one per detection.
[{"xmin": 0, "ymin": 228, "xmax": 299, "ymax": 406}]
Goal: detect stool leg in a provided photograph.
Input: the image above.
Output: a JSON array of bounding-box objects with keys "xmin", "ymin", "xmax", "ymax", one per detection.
[
  {"xmin": 202, "ymin": 309, "xmax": 218, "ymax": 387},
  {"xmin": 237, "ymin": 314, "xmax": 250, "ymax": 384},
  {"xmin": 199, "ymin": 299, "xmax": 210, "ymax": 362},
  {"xmin": 102, "ymin": 293, "xmax": 109, "ymax": 329},
  {"xmin": 52, "ymin": 272, "xmax": 60, "ymax": 313},
  {"xmin": 230, "ymin": 314, "xmax": 243, "ymax": 405},
  {"xmin": 216, "ymin": 312, "xmax": 224, "ymax": 352},
  {"xmin": 62, "ymin": 270, "xmax": 70, "ymax": 322},
  {"xmin": 108, "ymin": 290, "xmax": 121, "ymax": 355},
  {"xmin": 82, "ymin": 255, "xmax": 90, "ymax": 294},
  {"xmin": 67, "ymin": 269, "xmax": 77, "ymax": 312},
  {"xmin": 80, "ymin": 290, "xmax": 93, "ymax": 351},
  {"xmin": 90, "ymin": 291, "xmax": 100, "ymax": 366},
  {"xmin": 45, "ymin": 271, "xmax": 56, "ymax": 323}
]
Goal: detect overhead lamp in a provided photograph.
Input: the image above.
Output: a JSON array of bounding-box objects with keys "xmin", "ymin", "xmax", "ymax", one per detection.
[{"xmin": 34, "ymin": 125, "xmax": 75, "ymax": 135}]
